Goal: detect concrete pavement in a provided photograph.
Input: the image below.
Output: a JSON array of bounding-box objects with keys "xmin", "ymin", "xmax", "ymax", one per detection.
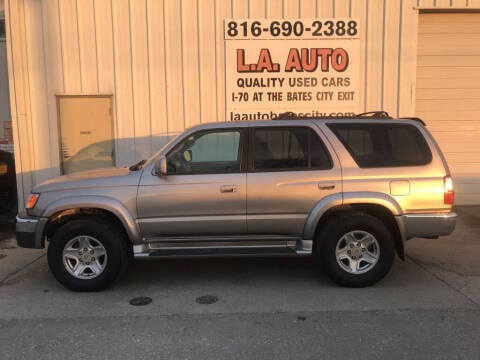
[{"xmin": 0, "ymin": 207, "xmax": 479, "ymax": 359}]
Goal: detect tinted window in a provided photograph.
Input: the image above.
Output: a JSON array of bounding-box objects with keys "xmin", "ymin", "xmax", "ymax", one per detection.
[
  {"xmin": 252, "ymin": 127, "xmax": 332, "ymax": 171},
  {"xmin": 328, "ymin": 123, "xmax": 432, "ymax": 168},
  {"xmin": 167, "ymin": 130, "xmax": 242, "ymax": 174}
]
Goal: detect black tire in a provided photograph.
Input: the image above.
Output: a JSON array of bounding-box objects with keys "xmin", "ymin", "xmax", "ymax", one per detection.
[
  {"xmin": 47, "ymin": 217, "xmax": 130, "ymax": 291},
  {"xmin": 316, "ymin": 212, "xmax": 395, "ymax": 287}
]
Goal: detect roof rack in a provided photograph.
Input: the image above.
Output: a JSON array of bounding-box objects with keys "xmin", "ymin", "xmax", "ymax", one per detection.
[
  {"xmin": 355, "ymin": 111, "xmax": 391, "ymax": 118},
  {"xmin": 275, "ymin": 111, "xmax": 392, "ymax": 120}
]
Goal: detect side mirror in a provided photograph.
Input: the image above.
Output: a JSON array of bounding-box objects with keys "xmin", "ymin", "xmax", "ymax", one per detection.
[
  {"xmin": 183, "ymin": 149, "xmax": 192, "ymax": 162},
  {"xmin": 154, "ymin": 156, "xmax": 167, "ymax": 176}
]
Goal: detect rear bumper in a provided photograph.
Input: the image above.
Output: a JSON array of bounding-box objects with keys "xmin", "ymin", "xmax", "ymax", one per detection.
[
  {"xmin": 16, "ymin": 213, "xmax": 48, "ymax": 249},
  {"xmin": 396, "ymin": 212, "xmax": 457, "ymax": 241}
]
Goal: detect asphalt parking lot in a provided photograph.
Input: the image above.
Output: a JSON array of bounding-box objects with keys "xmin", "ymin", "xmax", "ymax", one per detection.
[{"xmin": 0, "ymin": 207, "xmax": 479, "ymax": 359}]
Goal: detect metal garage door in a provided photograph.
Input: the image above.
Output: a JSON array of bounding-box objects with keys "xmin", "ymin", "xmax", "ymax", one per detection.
[{"xmin": 416, "ymin": 13, "xmax": 480, "ymax": 205}]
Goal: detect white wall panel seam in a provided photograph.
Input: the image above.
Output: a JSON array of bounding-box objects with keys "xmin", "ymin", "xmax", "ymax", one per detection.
[
  {"xmin": 145, "ymin": 1, "xmax": 152, "ymax": 154},
  {"xmin": 196, "ymin": 0, "xmax": 202, "ymax": 123},
  {"xmin": 397, "ymin": 0, "xmax": 404, "ymax": 116},
  {"xmin": 21, "ymin": 0, "xmax": 36, "ymax": 175},
  {"xmin": 162, "ymin": 0, "xmax": 169, "ymax": 134},
  {"xmin": 127, "ymin": 0, "xmax": 136, "ymax": 148},
  {"xmin": 74, "ymin": 0, "xmax": 82, "ymax": 92},
  {"xmin": 93, "ymin": 0, "xmax": 99, "ymax": 93},
  {"xmin": 57, "ymin": 0, "xmax": 65, "ymax": 92},
  {"xmin": 110, "ymin": 0, "xmax": 119, "ymax": 145},
  {"xmin": 180, "ymin": 0, "xmax": 186, "ymax": 129},
  {"xmin": 39, "ymin": 1, "xmax": 53, "ymax": 168},
  {"xmin": 214, "ymin": 0, "xmax": 220, "ymax": 121},
  {"xmin": 5, "ymin": 0, "xmax": 25, "ymax": 203},
  {"xmin": 381, "ymin": 0, "xmax": 386, "ymax": 110},
  {"xmin": 363, "ymin": 0, "xmax": 369, "ymax": 112}
]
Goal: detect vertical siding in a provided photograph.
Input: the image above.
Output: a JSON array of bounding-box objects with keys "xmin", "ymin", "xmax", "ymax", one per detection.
[
  {"xmin": 7, "ymin": 0, "xmax": 480, "ymax": 204},
  {"xmin": 350, "ymin": 0, "xmax": 367, "ymax": 113},
  {"xmin": 383, "ymin": 0, "xmax": 401, "ymax": 114},
  {"xmin": 6, "ymin": 0, "xmax": 34, "ymax": 204},
  {"xmin": 266, "ymin": 0, "xmax": 284, "ymax": 17},
  {"xmin": 130, "ymin": 0, "xmax": 152, "ymax": 159},
  {"xmin": 198, "ymin": 0, "xmax": 217, "ymax": 123},
  {"xmin": 163, "ymin": 0, "xmax": 185, "ymax": 134},
  {"xmin": 398, "ymin": 0, "xmax": 419, "ymax": 117},
  {"xmin": 94, "ymin": 0, "xmax": 114, "ymax": 94},
  {"xmin": 41, "ymin": 0, "xmax": 62, "ymax": 173},
  {"xmin": 365, "ymin": 0, "xmax": 384, "ymax": 112},
  {"xmin": 76, "ymin": 0, "xmax": 98, "ymax": 93},
  {"xmin": 181, "ymin": 0, "xmax": 200, "ymax": 129},
  {"xmin": 24, "ymin": 0, "xmax": 51, "ymax": 184},
  {"xmin": 214, "ymin": 1, "xmax": 232, "ymax": 122},
  {"xmin": 112, "ymin": 0, "xmax": 135, "ymax": 165},
  {"xmin": 146, "ymin": 0, "xmax": 168, "ymax": 143},
  {"xmin": 300, "ymin": 0, "xmax": 317, "ymax": 18},
  {"xmin": 58, "ymin": 0, "xmax": 81, "ymax": 92}
]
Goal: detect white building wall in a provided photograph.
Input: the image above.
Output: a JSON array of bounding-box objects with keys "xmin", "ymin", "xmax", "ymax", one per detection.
[{"xmin": 5, "ymin": 0, "xmax": 480, "ymax": 206}]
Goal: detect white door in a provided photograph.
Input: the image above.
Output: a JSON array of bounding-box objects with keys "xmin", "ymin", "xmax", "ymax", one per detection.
[
  {"xmin": 416, "ymin": 13, "xmax": 480, "ymax": 204},
  {"xmin": 57, "ymin": 96, "xmax": 114, "ymax": 174}
]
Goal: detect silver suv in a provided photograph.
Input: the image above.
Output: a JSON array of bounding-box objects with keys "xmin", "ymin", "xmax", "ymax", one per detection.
[{"xmin": 16, "ymin": 113, "xmax": 457, "ymax": 291}]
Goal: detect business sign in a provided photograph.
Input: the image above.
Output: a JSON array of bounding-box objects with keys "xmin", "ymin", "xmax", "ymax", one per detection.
[{"xmin": 225, "ymin": 18, "xmax": 360, "ymax": 120}]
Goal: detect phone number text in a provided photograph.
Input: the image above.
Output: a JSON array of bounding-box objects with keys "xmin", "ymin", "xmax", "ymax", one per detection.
[{"xmin": 225, "ymin": 19, "xmax": 359, "ymax": 39}]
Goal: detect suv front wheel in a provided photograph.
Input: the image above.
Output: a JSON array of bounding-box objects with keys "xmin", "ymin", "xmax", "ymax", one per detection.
[
  {"xmin": 316, "ymin": 212, "xmax": 395, "ymax": 287},
  {"xmin": 47, "ymin": 217, "xmax": 129, "ymax": 291}
]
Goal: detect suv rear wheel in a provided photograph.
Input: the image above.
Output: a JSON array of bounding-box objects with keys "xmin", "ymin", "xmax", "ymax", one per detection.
[
  {"xmin": 47, "ymin": 217, "xmax": 129, "ymax": 291},
  {"xmin": 316, "ymin": 212, "xmax": 395, "ymax": 287}
]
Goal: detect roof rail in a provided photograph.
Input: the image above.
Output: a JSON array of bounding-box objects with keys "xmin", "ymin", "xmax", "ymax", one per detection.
[
  {"xmin": 355, "ymin": 111, "xmax": 391, "ymax": 118},
  {"xmin": 275, "ymin": 111, "xmax": 392, "ymax": 120}
]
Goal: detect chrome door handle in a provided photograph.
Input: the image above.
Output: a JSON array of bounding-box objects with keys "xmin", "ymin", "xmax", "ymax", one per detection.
[
  {"xmin": 318, "ymin": 184, "xmax": 335, "ymax": 190},
  {"xmin": 220, "ymin": 185, "xmax": 237, "ymax": 193}
]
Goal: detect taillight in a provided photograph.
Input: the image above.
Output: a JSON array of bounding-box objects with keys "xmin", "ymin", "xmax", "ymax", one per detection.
[{"xmin": 444, "ymin": 176, "xmax": 454, "ymax": 205}]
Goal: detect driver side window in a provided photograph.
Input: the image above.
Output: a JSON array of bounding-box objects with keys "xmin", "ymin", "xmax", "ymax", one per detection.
[{"xmin": 167, "ymin": 130, "xmax": 243, "ymax": 174}]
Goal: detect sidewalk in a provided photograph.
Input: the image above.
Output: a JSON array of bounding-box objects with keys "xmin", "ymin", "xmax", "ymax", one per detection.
[
  {"xmin": 0, "ymin": 212, "xmax": 44, "ymax": 285},
  {"xmin": 0, "ymin": 206, "xmax": 478, "ymax": 292},
  {"xmin": 0, "ymin": 206, "xmax": 479, "ymax": 360},
  {"xmin": 1, "ymin": 206, "xmax": 479, "ymax": 289}
]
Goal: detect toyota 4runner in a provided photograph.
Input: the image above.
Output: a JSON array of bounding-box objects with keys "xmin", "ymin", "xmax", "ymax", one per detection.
[{"xmin": 16, "ymin": 112, "xmax": 457, "ymax": 291}]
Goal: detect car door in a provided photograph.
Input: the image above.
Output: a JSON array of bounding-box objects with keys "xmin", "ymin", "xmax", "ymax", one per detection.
[
  {"xmin": 246, "ymin": 125, "xmax": 341, "ymax": 236},
  {"xmin": 137, "ymin": 128, "xmax": 247, "ymax": 237}
]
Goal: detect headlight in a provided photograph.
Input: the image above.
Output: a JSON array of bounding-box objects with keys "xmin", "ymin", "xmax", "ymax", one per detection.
[{"xmin": 26, "ymin": 193, "xmax": 40, "ymax": 209}]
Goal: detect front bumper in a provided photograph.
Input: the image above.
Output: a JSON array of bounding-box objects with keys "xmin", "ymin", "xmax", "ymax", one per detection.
[
  {"xmin": 396, "ymin": 212, "xmax": 457, "ymax": 241},
  {"xmin": 16, "ymin": 212, "xmax": 48, "ymax": 249}
]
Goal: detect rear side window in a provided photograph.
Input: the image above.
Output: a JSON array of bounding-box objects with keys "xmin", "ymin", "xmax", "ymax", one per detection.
[
  {"xmin": 252, "ymin": 127, "xmax": 332, "ymax": 171},
  {"xmin": 327, "ymin": 123, "xmax": 432, "ymax": 168}
]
